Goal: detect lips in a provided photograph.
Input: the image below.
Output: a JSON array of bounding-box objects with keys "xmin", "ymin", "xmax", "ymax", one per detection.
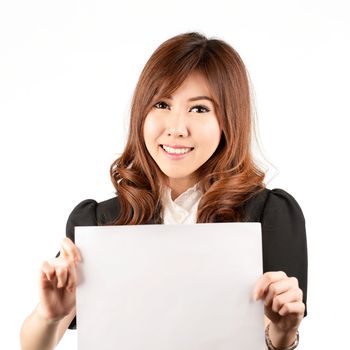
[
  {"xmin": 159, "ymin": 144, "xmax": 195, "ymax": 161},
  {"xmin": 161, "ymin": 144, "xmax": 194, "ymax": 155}
]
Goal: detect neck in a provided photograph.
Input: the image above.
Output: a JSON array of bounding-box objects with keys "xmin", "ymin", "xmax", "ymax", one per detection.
[{"xmin": 168, "ymin": 177, "xmax": 197, "ymax": 200}]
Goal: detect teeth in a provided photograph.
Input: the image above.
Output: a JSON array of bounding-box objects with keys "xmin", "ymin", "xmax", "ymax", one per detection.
[{"xmin": 162, "ymin": 145, "xmax": 192, "ymax": 154}]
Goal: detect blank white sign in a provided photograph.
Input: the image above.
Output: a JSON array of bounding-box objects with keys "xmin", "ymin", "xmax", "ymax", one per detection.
[{"xmin": 75, "ymin": 223, "xmax": 265, "ymax": 350}]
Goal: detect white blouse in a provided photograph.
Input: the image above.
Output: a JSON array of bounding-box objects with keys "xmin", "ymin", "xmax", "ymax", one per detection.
[{"xmin": 162, "ymin": 184, "xmax": 202, "ymax": 224}]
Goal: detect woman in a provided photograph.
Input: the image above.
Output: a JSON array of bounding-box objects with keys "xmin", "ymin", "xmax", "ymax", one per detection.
[{"xmin": 20, "ymin": 32, "xmax": 307, "ymax": 350}]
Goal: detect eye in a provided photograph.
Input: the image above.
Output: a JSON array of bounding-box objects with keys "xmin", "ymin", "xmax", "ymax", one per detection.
[
  {"xmin": 190, "ymin": 105, "xmax": 210, "ymax": 113},
  {"xmin": 154, "ymin": 101, "xmax": 170, "ymax": 110}
]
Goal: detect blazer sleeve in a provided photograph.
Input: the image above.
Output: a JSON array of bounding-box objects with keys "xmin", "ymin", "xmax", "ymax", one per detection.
[
  {"xmin": 261, "ymin": 188, "xmax": 308, "ymax": 317},
  {"xmin": 64, "ymin": 199, "xmax": 98, "ymax": 329}
]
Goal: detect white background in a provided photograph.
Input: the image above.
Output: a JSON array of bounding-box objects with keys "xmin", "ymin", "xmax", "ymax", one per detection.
[{"xmin": 1, "ymin": 0, "xmax": 349, "ymax": 348}]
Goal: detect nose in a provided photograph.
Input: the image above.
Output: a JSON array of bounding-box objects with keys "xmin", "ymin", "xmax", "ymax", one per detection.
[{"xmin": 166, "ymin": 111, "xmax": 189, "ymax": 138}]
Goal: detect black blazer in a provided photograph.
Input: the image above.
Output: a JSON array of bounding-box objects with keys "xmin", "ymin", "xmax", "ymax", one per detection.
[{"xmin": 64, "ymin": 188, "xmax": 308, "ymax": 329}]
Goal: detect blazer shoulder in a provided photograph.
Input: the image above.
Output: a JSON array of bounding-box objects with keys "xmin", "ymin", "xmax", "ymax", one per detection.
[
  {"xmin": 96, "ymin": 196, "xmax": 121, "ymax": 225},
  {"xmin": 243, "ymin": 187, "xmax": 304, "ymax": 223},
  {"xmin": 243, "ymin": 188, "xmax": 270, "ymax": 222},
  {"xmin": 66, "ymin": 196, "xmax": 121, "ymax": 241}
]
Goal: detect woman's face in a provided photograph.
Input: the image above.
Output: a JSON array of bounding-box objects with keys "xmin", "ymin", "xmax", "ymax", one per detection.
[{"xmin": 143, "ymin": 72, "xmax": 221, "ymax": 195}]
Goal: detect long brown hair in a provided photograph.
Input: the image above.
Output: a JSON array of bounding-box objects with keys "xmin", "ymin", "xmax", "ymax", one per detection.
[{"xmin": 110, "ymin": 32, "xmax": 265, "ymax": 224}]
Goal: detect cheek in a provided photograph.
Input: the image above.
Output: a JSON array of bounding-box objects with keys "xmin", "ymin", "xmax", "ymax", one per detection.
[
  {"xmin": 143, "ymin": 115, "xmax": 161, "ymax": 145},
  {"xmin": 200, "ymin": 120, "xmax": 221, "ymax": 146}
]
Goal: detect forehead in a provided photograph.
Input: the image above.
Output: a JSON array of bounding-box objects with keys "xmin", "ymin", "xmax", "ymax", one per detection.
[
  {"xmin": 157, "ymin": 71, "xmax": 213, "ymax": 99},
  {"xmin": 176, "ymin": 72, "xmax": 211, "ymax": 94}
]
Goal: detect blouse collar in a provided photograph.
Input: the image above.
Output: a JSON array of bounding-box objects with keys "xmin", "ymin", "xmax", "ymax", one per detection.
[{"xmin": 162, "ymin": 183, "xmax": 202, "ymax": 224}]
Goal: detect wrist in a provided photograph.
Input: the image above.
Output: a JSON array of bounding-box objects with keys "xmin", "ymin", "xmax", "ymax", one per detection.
[
  {"xmin": 265, "ymin": 323, "xmax": 299, "ymax": 350},
  {"xmin": 35, "ymin": 304, "xmax": 62, "ymax": 326}
]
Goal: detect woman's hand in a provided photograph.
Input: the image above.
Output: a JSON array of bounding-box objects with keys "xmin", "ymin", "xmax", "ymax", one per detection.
[
  {"xmin": 252, "ymin": 271, "xmax": 305, "ymax": 333},
  {"xmin": 37, "ymin": 237, "xmax": 82, "ymax": 323}
]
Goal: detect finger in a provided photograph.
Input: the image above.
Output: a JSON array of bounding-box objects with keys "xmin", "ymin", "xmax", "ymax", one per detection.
[
  {"xmin": 252, "ymin": 271, "xmax": 287, "ymax": 300},
  {"xmin": 60, "ymin": 238, "xmax": 74, "ymax": 260},
  {"xmin": 61, "ymin": 238, "xmax": 82, "ymax": 262},
  {"xmin": 278, "ymin": 301, "xmax": 305, "ymax": 317},
  {"xmin": 40, "ymin": 261, "xmax": 55, "ymax": 282},
  {"xmin": 64, "ymin": 237, "xmax": 82, "ymax": 262},
  {"xmin": 264, "ymin": 277, "xmax": 300, "ymax": 306},
  {"xmin": 270, "ymin": 288, "xmax": 303, "ymax": 313},
  {"xmin": 55, "ymin": 263, "xmax": 69, "ymax": 288},
  {"xmin": 65, "ymin": 261, "xmax": 77, "ymax": 293}
]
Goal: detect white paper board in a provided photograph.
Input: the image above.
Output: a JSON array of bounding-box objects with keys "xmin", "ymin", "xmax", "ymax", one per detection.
[{"xmin": 75, "ymin": 223, "xmax": 265, "ymax": 350}]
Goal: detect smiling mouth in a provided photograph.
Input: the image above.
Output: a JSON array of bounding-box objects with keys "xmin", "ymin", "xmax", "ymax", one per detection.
[{"xmin": 161, "ymin": 145, "xmax": 194, "ymax": 155}]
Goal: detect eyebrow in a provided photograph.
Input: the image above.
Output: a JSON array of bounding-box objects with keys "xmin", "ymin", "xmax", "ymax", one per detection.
[
  {"xmin": 188, "ymin": 96, "xmax": 214, "ymax": 103},
  {"xmin": 167, "ymin": 95, "xmax": 214, "ymax": 103}
]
